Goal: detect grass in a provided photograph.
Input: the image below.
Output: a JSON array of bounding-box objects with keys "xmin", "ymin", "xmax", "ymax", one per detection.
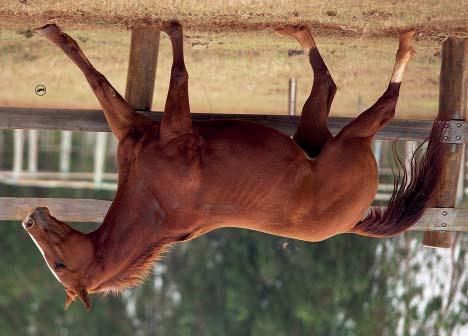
[
  {"xmin": 0, "ymin": 26, "xmax": 443, "ymax": 119},
  {"xmin": 1, "ymin": 0, "xmax": 466, "ymax": 39}
]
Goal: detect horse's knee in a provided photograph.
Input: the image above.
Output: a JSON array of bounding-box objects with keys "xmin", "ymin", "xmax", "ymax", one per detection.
[
  {"xmin": 89, "ymin": 72, "xmax": 115, "ymax": 96},
  {"xmin": 313, "ymin": 72, "xmax": 336, "ymax": 93},
  {"xmin": 163, "ymin": 21, "xmax": 183, "ymax": 39},
  {"xmin": 89, "ymin": 72, "xmax": 105, "ymax": 91},
  {"xmin": 170, "ymin": 67, "xmax": 188, "ymax": 86}
]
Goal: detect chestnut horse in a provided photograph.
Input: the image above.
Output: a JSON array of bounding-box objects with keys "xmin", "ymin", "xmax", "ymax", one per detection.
[{"xmin": 23, "ymin": 23, "xmax": 447, "ymax": 310}]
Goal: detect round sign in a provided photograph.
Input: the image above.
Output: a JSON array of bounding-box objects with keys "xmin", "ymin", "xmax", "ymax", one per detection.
[{"xmin": 35, "ymin": 85, "xmax": 47, "ymax": 96}]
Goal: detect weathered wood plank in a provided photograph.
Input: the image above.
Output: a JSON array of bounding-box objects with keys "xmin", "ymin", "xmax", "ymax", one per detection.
[
  {"xmin": 438, "ymin": 37, "xmax": 467, "ymax": 120},
  {"xmin": 0, "ymin": 198, "xmax": 110, "ymax": 222},
  {"xmin": 422, "ymin": 232, "xmax": 452, "ymax": 248},
  {"xmin": 424, "ymin": 37, "xmax": 468, "ymax": 248},
  {"xmin": 409, "ymin": 207, "xmax": 468, "ymax": 232},
  {"xmin": 2, "ymin": 107, "xmax": 466, "ymax": 142},
  {"xmin": 0, "ymin": 171, "xmax": 118, "ymax": 180},
  {"xmin": 125, "ymin": 28, "xmax": 160, "ymax": 110},
  {"xmin": 0, "ymin": 179, "xmax": 117, "ymax": 191},
  {"xmin": 1, "ymin": 198, "xmax": 467, "ymax": 232}
]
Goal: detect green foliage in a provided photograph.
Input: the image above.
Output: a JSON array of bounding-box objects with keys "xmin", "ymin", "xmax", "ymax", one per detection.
[{"xmin": 1, "ymin": 218, "xmax": 466, "ymax": 335}]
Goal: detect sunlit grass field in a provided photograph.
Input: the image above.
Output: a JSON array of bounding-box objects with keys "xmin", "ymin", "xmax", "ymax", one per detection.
[{"xmin": 0, "ymin": 27, "xmax": 443, "ymax": 119}]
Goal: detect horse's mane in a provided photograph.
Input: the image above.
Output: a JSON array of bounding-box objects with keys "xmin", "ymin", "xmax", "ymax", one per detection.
[{"xmin": 97, "ymin": 243, "xmax": 171, "ymax": 294}]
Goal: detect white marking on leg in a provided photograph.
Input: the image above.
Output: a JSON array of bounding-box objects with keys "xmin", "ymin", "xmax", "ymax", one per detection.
[
  {"xmin": 391, "ymin": 45, "xmax": 414, "ymax": 83},
  {"xmin": 391, "ymin": 61, "xmax": 406, "ymax": 83},
  {"xmin": 391, "ymin": 52, "xmax": 411, "ymax": 83}
]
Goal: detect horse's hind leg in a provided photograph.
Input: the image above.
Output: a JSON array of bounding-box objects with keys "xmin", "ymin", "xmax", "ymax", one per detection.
[
  {"xmin": 34, "ymin": 24, "xmax": 153, "ymax": 140},
  {"xmin": 160, "ymin": 22, "xmax": 193, "ymax": 143},
  {"xmin": 337, "ymin": 31, "xmax": 415, "ymax": 140},
  {"xmin": 276, "ymin": 26, "xmax": 337, "ymax": 157}
]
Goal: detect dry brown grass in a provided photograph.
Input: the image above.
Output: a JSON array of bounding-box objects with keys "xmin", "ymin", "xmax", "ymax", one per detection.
[
  {"xmin": 0, "ymin": 26, "xmax": 443, "ymax": 119},
  {"xmin": 1, "ymin": 0, "xmax": 467, "ymax": 39}
]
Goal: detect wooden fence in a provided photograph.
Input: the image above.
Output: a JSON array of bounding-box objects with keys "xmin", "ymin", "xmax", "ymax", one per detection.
[
  {"xmin": 1, "ymin": 107, "xmax": 466, "ymax": 142},
  {"xmin": 1, "ymin": 197, "xmax": 467, "ymax": 232}
]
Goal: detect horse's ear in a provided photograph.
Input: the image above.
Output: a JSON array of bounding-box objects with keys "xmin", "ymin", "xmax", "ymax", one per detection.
[
  {"xmin": 64, "ymin": 290, "xmax": 76, "ymax": 310},
  {"xmin": 77, "ymin": 287, "xmax": 91, "ymax": 311}
]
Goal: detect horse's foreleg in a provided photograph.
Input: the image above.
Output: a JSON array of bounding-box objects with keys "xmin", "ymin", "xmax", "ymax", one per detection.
[
  {"xmin": 337, "ymin": 31, "xmax": 415, "ymax": 140},
  {"xmin": 160, "ymin": 22, "xmax": 193, "ymax": 143},
  {"xmin": 35, "ymin": 24, "xmax": 153, "ymax": 140},
  {"xmin": 276, "ymin": 26, "xmax": 336, "ymax": 157}
]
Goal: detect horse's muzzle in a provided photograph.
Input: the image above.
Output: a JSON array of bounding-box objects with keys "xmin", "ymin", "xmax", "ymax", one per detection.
[{"xmin": 22, "ymin": 207, "xmax": 51, "ymax": 230}]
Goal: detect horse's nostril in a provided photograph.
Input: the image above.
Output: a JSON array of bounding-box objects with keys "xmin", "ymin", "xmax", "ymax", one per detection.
[{"xmin": 23, "ymin": 218, "xmax": 35, "ymax": 229}]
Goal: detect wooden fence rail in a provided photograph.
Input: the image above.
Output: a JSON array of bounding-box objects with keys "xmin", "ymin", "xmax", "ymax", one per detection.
[
  {"xmin": 2, "ymin": 107, "xmax": 467, "ymax": 142},
  {"xmin": 1, "ymin": 197, "xmax": 467, "ymax": 232},
  {"xmin": 423, "ymin": 36, "xmax": 467, "ymax": 247}
]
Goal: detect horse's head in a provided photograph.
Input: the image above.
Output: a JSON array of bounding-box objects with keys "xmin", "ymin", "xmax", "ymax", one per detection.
[{"xmin": 22, "ymin": 207, "xmax": 94, "ymax": 311}]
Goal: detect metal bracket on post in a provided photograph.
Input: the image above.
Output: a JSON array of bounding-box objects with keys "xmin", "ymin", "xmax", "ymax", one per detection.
[
  {"xmin": 433, "ymin": 208, "xmax": 454, "ymax": 231},
  {"xmin": 442, "ymin": 119, "xmax": 465, "ymax": 144},
  {"xmin": 422, "ymin": 207, "xmax": 458, "ymax": 248}
]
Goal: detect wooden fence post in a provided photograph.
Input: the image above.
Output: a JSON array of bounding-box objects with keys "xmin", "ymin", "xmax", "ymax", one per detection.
[
  {"xmin": 93, "ymin": 132, "xmax": 108, "ymax": 184},
  {"xmin": 423, "ymin": 37, "xmax": 467, "ymax": 248},
  {"xmin": 288, "ymin": 78, "xmax": 297, "ymax": 116},
  {"xmin": 373, "ymin": 141, "xmax": 383, "ymax": 169},
  {"xmin": 59, "ymin": 131, "xmax": 72, "ymax": 173},
  {"xmin": 0, "ymin": 131, "xmax": 3, "ymax": 156},
  {"xmin": 28, "ymin": 130, "xmax": 38, "ymax": 173},
  {"xmin": 125, "ymin": 28, "xmax": 160, "ymax": 111},
  {"xmin": 13, "ymin": 129, "xmax": 24, "ymax": 179}
]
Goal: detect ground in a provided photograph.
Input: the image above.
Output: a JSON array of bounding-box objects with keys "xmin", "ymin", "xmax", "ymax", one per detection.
[
  {"xmin": 1, "ymin": 1, "xmax": 466, "ymax": 38},
  {"xmin": 0, "ymin": 0, "xmax": 466, "ymax": 118}
]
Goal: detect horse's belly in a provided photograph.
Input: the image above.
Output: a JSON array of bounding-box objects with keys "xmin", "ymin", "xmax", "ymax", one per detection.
[{"xmin": 285, "ymin": 146, "xmax": 378, "ymax": 240}]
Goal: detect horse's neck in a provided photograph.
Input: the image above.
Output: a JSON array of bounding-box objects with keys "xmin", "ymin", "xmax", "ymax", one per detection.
[{"xmin": 87, "ymin": 188, "xmax": 175, "ymax": 287}]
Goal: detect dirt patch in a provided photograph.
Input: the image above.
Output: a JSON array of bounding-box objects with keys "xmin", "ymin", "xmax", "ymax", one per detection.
[{"xmin": 0, "ymin": 10, "xmax": 466, "ymax": 42}]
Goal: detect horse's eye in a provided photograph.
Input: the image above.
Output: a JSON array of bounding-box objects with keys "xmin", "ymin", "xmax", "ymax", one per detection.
[{"xmin": 55, "ymin": 262, "xmax": 66, "ymax": 270}]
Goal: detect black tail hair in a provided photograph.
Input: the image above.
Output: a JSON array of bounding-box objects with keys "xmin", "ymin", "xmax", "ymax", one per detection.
[{"xmin": 352, "ymin": 115, "xmax": 449, "ymax": 237}]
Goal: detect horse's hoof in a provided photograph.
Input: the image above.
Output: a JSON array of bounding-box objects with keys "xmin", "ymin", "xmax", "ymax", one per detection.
[
  {"xmin": 397, "ymin": 30, "xmax": 416, "ymax": 57},
  {"xmin": 274, "ymin": 25, "xmax": 308, "ymax": 36},
  {"xmin": 35, "ymin": 23, "xmax": 61, "ymax": 37}
]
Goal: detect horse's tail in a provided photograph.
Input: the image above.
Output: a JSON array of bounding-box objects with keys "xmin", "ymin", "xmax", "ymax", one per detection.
[{"xmin": 351, "ymin": 115, "xmax": 449, "ymax": 238}]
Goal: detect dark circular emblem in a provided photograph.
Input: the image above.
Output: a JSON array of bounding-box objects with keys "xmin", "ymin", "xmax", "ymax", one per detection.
[{"xmin": 35, "ymin": 85, "xmax": 47, "ymax": 96}]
